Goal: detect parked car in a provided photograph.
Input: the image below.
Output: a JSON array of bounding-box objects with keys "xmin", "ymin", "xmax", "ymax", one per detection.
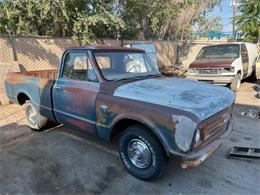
[
  {"xmin": 4, "ymin": 46, "xmax": 235, "ymax": 180},
  {"xmin": 186, "ymin": 43, "xmax": 258, "ymax": 91}
]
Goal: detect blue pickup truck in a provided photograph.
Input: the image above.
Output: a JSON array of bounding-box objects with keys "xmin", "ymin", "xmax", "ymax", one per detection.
[{"xmin": 4, "ymin": 46, "xmax": 235, "ymax": 180}]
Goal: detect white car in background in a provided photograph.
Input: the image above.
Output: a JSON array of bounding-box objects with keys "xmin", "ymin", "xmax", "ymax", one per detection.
[{"xmin": 186, "ymin": 43, "xmax": 258, "ymax": 91}]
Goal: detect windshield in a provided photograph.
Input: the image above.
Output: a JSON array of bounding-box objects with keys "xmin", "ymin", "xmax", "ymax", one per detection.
[
  {"xmin": 196, "ymin": 44, "xmax": 239, "ymax": 60},
  {"xmin": 93, "ymin": 51, "xmax": 160, "ymax": 81}
]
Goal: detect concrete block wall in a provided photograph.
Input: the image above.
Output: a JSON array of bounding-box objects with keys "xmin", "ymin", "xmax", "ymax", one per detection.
[
  {"xmin": 0, "ymin": 37, "xmax": 18, "ymax": 105},
  {"xmin": 0, "ymin": 36, "xmax": 228, "ymax": 105},
  {"xmin": 0, "ymin": 37, "xmax": 77, "ymax": 105},
  {"xmin": 0, "ymin": 37, "xmax": 121, "ymax": 105}
]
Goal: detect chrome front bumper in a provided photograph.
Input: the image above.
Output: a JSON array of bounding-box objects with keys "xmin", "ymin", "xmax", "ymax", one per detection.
[{"xmin": 186, "ymin": 75, "xmax": 234, "ymax": 84}]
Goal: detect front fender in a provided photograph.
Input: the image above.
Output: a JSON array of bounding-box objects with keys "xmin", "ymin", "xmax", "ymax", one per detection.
[
  {"xmin": 95, "ymin": 95, "xmax": 199, "ymax": 156},
  {"xmin": 110, "ymin": 113, "xmax": 173, "ymax": 156}
]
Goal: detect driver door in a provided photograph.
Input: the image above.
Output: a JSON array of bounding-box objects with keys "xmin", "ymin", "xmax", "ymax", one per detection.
[{"xmin": 53, "ymin": 51, "xmax": 99, "ymax": 133}]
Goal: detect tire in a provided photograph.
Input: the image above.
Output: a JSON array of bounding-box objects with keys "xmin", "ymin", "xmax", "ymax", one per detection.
[
  {"xmin": 24, "ymin": 100, "xmax": 48, "ymax": 131},
  {"xmin": 247, "ymin": 67, "xmax": 257, "ymax": 82},
  {"xmin": 230, "ymin": 73, "xmax": 241, "ymax": 92},
  {"xmin": 118, "ymin": 125, "xmax": 167, "ymax": 181}
]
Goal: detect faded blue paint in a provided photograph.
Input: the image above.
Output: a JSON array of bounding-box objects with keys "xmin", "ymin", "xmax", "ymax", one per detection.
[
  {"xmin": 114, "ymin": 77, "xmax": 236, "ymax": 120},
  {"xmin": 4, "ymin": 81, "xmax": 14, "ymax": 101},
  {"xmin": 4, "ymin": 77, "xmax": 55, "ymax": 121},
  {"xmin": 52, "ymin": 78, "xmax": 99, "ymax": 133}
]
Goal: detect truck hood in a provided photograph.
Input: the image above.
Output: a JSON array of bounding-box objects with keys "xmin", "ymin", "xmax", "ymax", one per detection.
[
  {"xmin": 114, "ymin": 77, "xmax": 235, "ymax": 120},
  {"xmin": 189, "ymin": 59, "xmax": 235, "ymax": 68}
]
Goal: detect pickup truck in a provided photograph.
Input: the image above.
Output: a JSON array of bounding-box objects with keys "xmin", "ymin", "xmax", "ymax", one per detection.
[
  {"xmin": 4, "ymin": 46, "xmax": 235, "ymax": 180},
  {"xmin": 186, "ymin": 43, "xmax": 258, "ymax": 91}
]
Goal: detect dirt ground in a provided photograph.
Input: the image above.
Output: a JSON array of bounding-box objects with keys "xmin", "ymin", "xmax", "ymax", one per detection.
[{"xmin": 0, "ymin": 81, "xmax": 260, "ymax": 195}]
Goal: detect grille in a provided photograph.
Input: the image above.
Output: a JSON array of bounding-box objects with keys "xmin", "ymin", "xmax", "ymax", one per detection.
[
  {"xmin": 198, "ymin": 69, "xmax": 218, "ymax": 74},
  {"xmin": 204, "ymin": 109, "xmax": 231, "ymax": 140}
]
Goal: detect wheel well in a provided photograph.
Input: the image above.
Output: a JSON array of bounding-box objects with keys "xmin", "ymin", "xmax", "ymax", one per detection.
[
  {"xmin": 110, "ymin": 119, "xmax": 169, "ymax": 155},
  {"xmin": 17, "ymin": 93, "xmax": 30, "ymax": 105}
]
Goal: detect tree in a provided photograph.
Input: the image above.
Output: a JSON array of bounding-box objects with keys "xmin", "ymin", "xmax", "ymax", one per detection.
[
  {"xmin": 166, "ymin": 0, "xmax": 222, "ymax": 40},
  {"xmin": 196, "ymin": 16, "xmax": 223, "ymax": 32},
  {"xmin": 0, "ymin": 0, "xmax": 89, "ymax": 36},
  {"xmin": 0, "ymin": 0, "xmax": 222, "ymax": 41},
  {"xmin": 119, "ymin": 0, "xmax": 222, "ymax": 40},
  {"xmin": 118, "ymin": 0, "xmax": 178, "ymax": 40},
  {"xmin": 72, "ymin": 1, "xmax": 125, "ymax": 45},
  {"xmin": 235, "ymin": 0, "xmax": 260, "ymax": 42},
  {"xmin": 0, "ymin": 0, "xmax": 124, "ymax": 44}
]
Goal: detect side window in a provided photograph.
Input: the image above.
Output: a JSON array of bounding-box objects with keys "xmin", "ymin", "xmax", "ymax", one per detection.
[
  {"xmin": 241, "ymin": 44, "xmax": 248, "ymax": 59},
  {"xmin": 62, "ymin": 52, "xmax": 98, "ymax": 81}
]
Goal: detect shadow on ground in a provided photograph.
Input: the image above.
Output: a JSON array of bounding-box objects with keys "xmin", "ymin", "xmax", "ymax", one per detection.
[{"xmin": 0, "ymin": 101, "xmax": 259, "ymax": 194}]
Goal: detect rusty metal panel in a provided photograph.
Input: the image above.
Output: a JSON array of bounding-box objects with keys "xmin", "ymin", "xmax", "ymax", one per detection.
[
  {"xmin": 113, "ymin": 77, "xmax": 235, "ymax": 120},
  {"xmin": 4, "ymin": 70, "xmax": 57, "ymax": 121},
  {"xmin": 52, "ymin": 79, "xmax": 100, "ymax": 133}
]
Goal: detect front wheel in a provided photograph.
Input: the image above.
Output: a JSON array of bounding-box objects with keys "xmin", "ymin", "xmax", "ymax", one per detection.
[
  {"xmin": 25, "ymin": 100, "xmax": 48, "ymax": 131},
  {"xmin": 118, "ymin": 125, "xmax": 167, "ymax": 181}
]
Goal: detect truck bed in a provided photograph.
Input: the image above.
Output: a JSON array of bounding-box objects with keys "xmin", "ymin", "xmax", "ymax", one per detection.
[
  {"xmin": 6, "ymin": 69, "xmax": 58, "ymax": 80},
  {"xmin": 4, "ymin": 69, "xmax": 58, "ymax": 121}
]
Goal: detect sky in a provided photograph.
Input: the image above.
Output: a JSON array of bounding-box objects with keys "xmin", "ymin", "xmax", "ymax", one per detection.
[{"xmin": 208, "ymin": 0, "xmax": 233, "ymax": 32}]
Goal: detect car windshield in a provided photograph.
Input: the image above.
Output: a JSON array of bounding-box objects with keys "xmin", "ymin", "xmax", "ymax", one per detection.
[
  {"xmin": 196, "ymin": 44, "xmax": 239, "ymax": 60},
  {"xmin": 93, "ymin": 51, "xmax": 160, "ymax": 81}
]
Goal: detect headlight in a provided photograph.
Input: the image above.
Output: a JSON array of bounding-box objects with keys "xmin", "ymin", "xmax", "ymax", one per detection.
[
  {"xmin": 222, "ymin": 67, "xmax": 235, "ymax": 73},
  {"xmin": 194, "ymin": 130, "xmax": 201, "ymax": 145},
  {"xmin": 188, "ymin": 68, "xmax": 195, "ymax": 73}
]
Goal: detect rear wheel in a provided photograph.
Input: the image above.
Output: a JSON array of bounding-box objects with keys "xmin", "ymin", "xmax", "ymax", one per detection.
[
  {"xmin": 118, "ymin": 125, "xmax": 167, "ymax": 181},
  {"xmin": 25, "ymin": 100, "xmax": 48, "ymax": 131},
  {"xmin": 230, "ymin": 73, "xmax": 241, "ymax": 92}
]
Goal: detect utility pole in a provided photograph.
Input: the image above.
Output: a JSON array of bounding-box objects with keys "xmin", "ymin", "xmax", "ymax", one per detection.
[{"xmin": 231, "ymin": 0, "xmax": 236, "ymax": 37}]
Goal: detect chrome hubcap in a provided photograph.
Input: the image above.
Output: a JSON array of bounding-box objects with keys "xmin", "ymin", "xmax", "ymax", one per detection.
[
  {"xmin": 27, "ymin": 105, "xmax": 37, "ymax": 124},
  {"xmin": 127, "ymin": 139, "xmax": 152, "ymax": 169}
]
